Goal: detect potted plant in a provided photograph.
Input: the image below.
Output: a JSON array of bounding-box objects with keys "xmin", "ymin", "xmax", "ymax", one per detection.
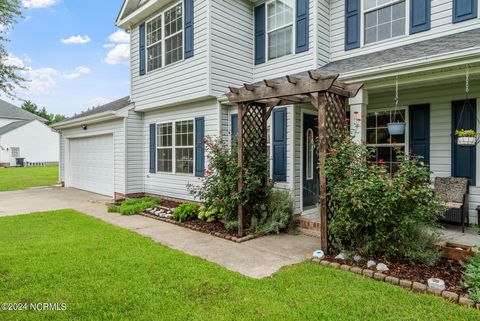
[
  {"xmin": 387, "ymin": 122, "xmax": 406, "ymax": 136},
  {"xmin": 455, "ymin": 129, "xmax": 477, "ymax": 146}
]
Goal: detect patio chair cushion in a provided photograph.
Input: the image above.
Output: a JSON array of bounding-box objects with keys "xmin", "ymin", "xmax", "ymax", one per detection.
[
  {"xmin": 444, "ymin": 202, "xmax": 463, "ymax": 209},
  {"xmin": 434, "ymin": 177, "xmax": 468, "ymax": 203}
]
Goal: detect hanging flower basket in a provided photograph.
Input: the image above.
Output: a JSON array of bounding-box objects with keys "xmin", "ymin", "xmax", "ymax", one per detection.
[
  {"xmin": 455, "ymin": 129, "xmax": 477, "ymax": 147},
  {"xmin": 387, "ymin": 122, "xmax": 406, "ymax": 136}
]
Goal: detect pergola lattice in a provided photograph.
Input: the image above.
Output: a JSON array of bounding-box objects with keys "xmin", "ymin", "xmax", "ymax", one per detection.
[{"xmin": 227, "ymin": 71, "xmax": 362, "ymax": 252}]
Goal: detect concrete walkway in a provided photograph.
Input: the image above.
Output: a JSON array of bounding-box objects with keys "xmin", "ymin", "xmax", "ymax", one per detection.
[{"xmin": 0, "ymin": 187, "xmax": 320, "ymax": 279}]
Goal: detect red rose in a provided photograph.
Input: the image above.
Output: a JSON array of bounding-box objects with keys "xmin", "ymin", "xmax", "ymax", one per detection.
[
  {"xmin": 215, "ymin": 197, "xmax": 221, "ymax": 203},
  {"xmin": 378, "ymin": 159, "xmax": 385, "ymax": 164}
]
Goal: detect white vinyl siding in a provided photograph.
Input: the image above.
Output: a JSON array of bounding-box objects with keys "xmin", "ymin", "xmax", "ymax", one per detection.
[
  {"xmin": 143, "ymin": 99, "xmax": 219, "ymax": 200},
  {"xmin": 126, "ymin": 109, "xmax": 144, "ymax": 194},
  {"xmin": 131, "ymin": 0, "xmax": 209, "ymax": 111},
  {"xmin": 330, "ymin": 0, "xmax": 480, "ymax": 60}
]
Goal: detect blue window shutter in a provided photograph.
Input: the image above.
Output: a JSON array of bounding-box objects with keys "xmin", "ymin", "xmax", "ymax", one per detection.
[
  {"xmin": 184, "ymin": 0, "xmax": 194, "ymax": 58},
  {"xmin": 254, "ymin": 4, "xmax": 266, "ymax": 65},
  {"xmin": 231, "ymin": 114, "xmax": 238, "ymax": 138},
  {"xmin": 453, "ymin": 0, "xmax": 477, "ymax": 23},
  {"xmin": 149, "ymin": 124, "xmax": 156, "ymax": 173},
  {"xmin": 195, "ymin": 117, "xmax": 205, "ymax": 177},
  {"xmin": 409, "ymin": 104, "xmax": 430, "ymax": 164},
  {"xmin": 272, "ymin": 108, "xmax": 287, "ymax": 182},
  {"xmin": 139, "ymin": 23, "xmax": 146, "ymax": 76},
  {"xmin": 345, "ymin": 0, "xmax": 360, "ymax": 50},
  {"xmin": 410, "ymin": 0, "xmax": 431, "ymax": 33},
  {"xmin": 296, "ymin": 0, "xmax": 309, "ymax": 53}
]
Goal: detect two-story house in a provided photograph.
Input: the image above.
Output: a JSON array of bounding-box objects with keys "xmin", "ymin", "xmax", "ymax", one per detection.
[{"xmin": 53, "ymin": 0, "xmax": 480, "ymax": 226}]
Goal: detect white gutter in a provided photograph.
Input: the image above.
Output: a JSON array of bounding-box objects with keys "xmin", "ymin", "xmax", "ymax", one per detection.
[{"xmin": 52, "ymin": 105, "xmax": 134, "ymax": 130}]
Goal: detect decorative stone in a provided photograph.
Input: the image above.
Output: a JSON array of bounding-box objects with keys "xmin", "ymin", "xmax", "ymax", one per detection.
[
  {"xmin": 373, "ymin": 272, "xmax": 386, "ymax": 281},
  {"xmin": 362, "ymin": 269, "xmax": 374, "ymax": 277},
  {"xmin": 427, "ymin": 287, "xmax": 443, "ymax": 296},
  {"xmin": 353, "ymin": 255, "xmax": 362, "ymax": 263},
  {"xmin": 340, "ymin": 264, "xmax": 351, "ymax": 271},
  {"xmin": 159, "ymin": 209, "xmax": 165, "ymax": 214},
  {"xmin": 399, "ymin": 279, "xmax": 412, "ymax": 289},
  {"xmin": 167, "ymin": 210, "xmax": 172, "ymax": 214},
  {"xmin": 385, "ymin": 276, "xmax": 400, "ymax": 285},
  {"xmin": 146, "ymin": 208, "xmax": 152, "ymax": 211},
  {"xmin": 330, "ymin": 262, "xmax": 341, "ymax": 269},
  {"xmin": 313, "ymin": 250, "xmax": 325, "ymax": 260},
  {"xmin": 155, "ymin": 211, "xmax": 162, "ymax": 216},
  {"xmin": 367, "ymin": 260, "xmax": 376, "ymax": 268},
  {"xmin": 412, "ymin": 282, "xmax": 427, "ymax": 292},
  {"xmin": 335, "ymin": 253, "xmax": 347, "ymax": 260},
  {"xmin": 427, "ymin": 278, "xmax": 446, "ymax": 291},
  {"xmin": 350, "ymin": 267, "xmax": 363, "ymax": 274},
  {"xmin": 476, "ymin": 303, "xmax": 480, "ymax": 309},
  {"xmin": 320, "ymin": 260, "xmax": 330, "ymax": 266},
  {"xmin": 442, "ymin": 291, "xmax": 459, "ymax": 302},
  {"xmin": 165, "ymin": 214, "xmax": 173, "ymax": 219},
  {"xmin": 376, "ymin": 263, "xmax": 389, "ymax": 272},
  {"xmin": 459, "ymin": 297, "xmax": 475, "ymax": 307}
]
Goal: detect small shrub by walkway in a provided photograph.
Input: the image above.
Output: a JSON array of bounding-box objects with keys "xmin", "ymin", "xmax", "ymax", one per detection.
[{"xmin": 0, "ymin": 210, "xmax": 478, "ymax": 321}]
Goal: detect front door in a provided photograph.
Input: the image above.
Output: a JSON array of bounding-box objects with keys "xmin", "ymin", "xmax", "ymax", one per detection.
[
  {"xmin": 303, "ymin": 114, "xmax": 319, "ymax": 209},
  {"xmin": 452, "ymin": 99, "xmax": 477, "ymax": 185}
]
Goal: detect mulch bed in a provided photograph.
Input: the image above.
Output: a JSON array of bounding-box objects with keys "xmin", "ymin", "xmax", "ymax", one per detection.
[
  {"xmin": 161, "ymin": 199, "xmax": 184, "ymax": 208},
  {"xmin": 326, "ymin": 255, "xmax": 466, "ymax": 295},
  {"xmin": 180, "ymin": 220, "xmax": 238, "ymax": 237}
]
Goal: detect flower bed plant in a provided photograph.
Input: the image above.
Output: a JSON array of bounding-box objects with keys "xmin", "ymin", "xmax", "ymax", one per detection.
[
  {"xmin": 462, "ymin": 253, "xmax": 480, "ymax": 302},
  {"xmin": 108, "ymin": 197, "xmax": 162, "ymax": 216},
  {"xmin": 325, "ymin": 129, "xmax": 445, "ymax": 265}
]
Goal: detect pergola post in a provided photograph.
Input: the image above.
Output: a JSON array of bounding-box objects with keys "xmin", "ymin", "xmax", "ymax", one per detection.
[
  {"xmin": 237, "ymin": 103, "xmax": 245, "ymax": 237},
  {"xmin": 311, "ymin": 92, "xmax": 329, "ymax": 252}
]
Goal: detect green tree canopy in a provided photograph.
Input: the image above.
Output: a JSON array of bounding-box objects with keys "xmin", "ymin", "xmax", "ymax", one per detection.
[{"xmin": 21, "ymin": 100, "xmax": 66, "ymax": 125}]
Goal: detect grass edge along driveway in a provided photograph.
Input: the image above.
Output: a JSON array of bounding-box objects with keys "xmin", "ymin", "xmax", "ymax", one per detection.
[
  {"xmin": 0, "ymin": 166, "xmax": 58, "ymax": 191},
  {"xmin": 0, "ymin": 210, "xmax": 478, "ymax": 321}
]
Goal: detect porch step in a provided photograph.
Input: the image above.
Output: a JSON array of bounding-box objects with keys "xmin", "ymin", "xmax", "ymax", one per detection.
[{"xmin": 297, "ymin": 216, "xmax": 321, "ymax": 238}]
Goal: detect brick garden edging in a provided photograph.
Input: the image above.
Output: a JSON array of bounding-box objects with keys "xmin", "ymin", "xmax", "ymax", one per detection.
[
  {"xmin": 313, "ymin": 258, "xmax": 480, "ymax": 309},
  {"xmin": 140, "ymin": 212, "xmax": 257, "ymax": 243}
]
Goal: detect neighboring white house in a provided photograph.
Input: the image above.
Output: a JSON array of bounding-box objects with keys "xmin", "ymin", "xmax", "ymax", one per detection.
[
  {"xmin": 0, "ymin": 100, "xmax": 59, "ymax": 167},
  {"xmin": 54, "ymin": 0, "xmax": 480, "ymax": 226}
]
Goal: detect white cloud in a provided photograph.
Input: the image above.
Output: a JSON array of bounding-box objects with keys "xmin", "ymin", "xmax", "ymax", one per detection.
[
  {"xmin": 62, "ymin": 66, "xmax": 91, "ymax": 80},
  {"xmin": 105, "ymin": 44, "xmax": 130, "ymax": 65},
  {"xmin": 90, "ymin": 97, "xmax": 109, "ymax": 106},
  {"xmin": 104, "ymin": 30, "xmax": 130, "ymax": 65},
  {"xmin": 6, "ymin": 54, "xmax": 91, "ymax": 93},
  {"xmin": 61, "ymin": 35, "xmax": 91, "ymax": 45},
  {"xmin": 23, "ymin": 0, "xmax": 60, "ymax": 9},
  {"xmin": 108, "ymin": 30, "xmax": 130, "ymax": 44}
]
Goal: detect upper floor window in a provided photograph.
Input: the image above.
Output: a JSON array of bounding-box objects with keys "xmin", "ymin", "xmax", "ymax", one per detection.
[
  {"xmin": 267, "ymin": 0, "xmax": 294, "ymax": 60},
  {"xmin": 146, "ymin": 2, "xmax": 183, "ymax": 72},
  {"xmin": 364, "ymin": 0, "xmax": 406, "ymax": 45}
]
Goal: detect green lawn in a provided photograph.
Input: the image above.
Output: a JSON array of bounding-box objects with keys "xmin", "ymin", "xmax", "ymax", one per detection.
[
  {"xmin": 0, "ymin": 210, "xmax": 478, "ymax": 321},
  {"xmin": 0, "ymin": 166, "xmax": 58, "ymax": 191}
]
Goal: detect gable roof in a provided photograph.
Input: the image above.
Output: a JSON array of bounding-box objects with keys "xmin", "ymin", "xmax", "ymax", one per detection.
[
  {"xmin": 63, "ymin": 96, "xmax": 131, "ymax": 122},
  {"xmin": 319, "ymin": 29, "xmax": 480, "ymax": 75},
  {"xmin": 0, "ymin": 120, "xmax": 32, "ymax": 136},
  {"xmin": 0, "ymin": 99, "xmax": 47, "ymax": 122}
]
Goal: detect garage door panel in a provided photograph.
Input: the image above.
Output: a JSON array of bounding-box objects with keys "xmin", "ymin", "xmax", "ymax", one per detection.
[{"xmin": 69, "ymin": 134, "xmax": 114, "ymax": 197}]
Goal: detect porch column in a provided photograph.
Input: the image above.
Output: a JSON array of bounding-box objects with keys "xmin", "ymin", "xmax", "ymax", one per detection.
[{"xmin": 349, "ymin": 88, "xmax": 368, "ymax": 144}]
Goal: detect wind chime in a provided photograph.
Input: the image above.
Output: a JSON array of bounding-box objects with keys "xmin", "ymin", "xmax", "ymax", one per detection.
[{"xmin": 387, "ymin": 76, "xmax": 406, "ymax": 135}]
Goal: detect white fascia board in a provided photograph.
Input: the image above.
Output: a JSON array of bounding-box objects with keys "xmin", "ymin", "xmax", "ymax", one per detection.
[
  {"xmin": 339, "ymin": 47, "xmax": 480, "ymax": 83},
  {"xmin": 116, "ymin": 0, "xmax": 170, "ymax": 29},
  {"xmin": 52, "ymin": 112, "xmax": 119, "ymax": 130}
]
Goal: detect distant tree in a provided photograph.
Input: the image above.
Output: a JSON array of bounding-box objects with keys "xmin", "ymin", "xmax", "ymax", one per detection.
[
  {"xmin": 21, "ymin": 100, "xmax": 66, "ymax": 125},
  {"xmin": 0, "ymin": 0, "xmax": 26, "ymax": 97}
]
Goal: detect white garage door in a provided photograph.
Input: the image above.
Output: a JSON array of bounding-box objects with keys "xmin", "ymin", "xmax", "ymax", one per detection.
[{"xmin": 68, "ymin": 134, "xmax": 114, "ymax": 197}]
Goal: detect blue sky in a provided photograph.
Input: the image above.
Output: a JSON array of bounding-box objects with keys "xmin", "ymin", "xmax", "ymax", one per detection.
[{"xmin": 6, "ymin": 0, "xmax": 129, "ymax": 116}]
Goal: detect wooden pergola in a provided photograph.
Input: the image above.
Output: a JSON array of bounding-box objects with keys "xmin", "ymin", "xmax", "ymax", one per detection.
[{"xmin": 226, "ymin": 70, "xmax": 363, "ymax": 252}]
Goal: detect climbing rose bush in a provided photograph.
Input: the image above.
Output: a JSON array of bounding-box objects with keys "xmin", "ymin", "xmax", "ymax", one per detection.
[{"xmin": 325, "ymin": 128, "xmax": 445, "ymax": 265}]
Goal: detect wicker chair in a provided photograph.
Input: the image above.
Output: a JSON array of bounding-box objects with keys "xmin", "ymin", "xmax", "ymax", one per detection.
[{"xmin": 434, "ymin": 177, "xmax": 469, "ymax": 233}]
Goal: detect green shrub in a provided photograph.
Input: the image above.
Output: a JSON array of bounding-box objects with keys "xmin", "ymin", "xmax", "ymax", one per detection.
[
  {"xmin": 198, "ymin": 204, "xmax": 224, "ymax": 222},
  {"xmin": 325, "ymin": 129, "xmax": 445, "ymax": 265},
  {"xmin": 462, "ymin": 254, "xmax": 480, "ymax": 302},
  {"xmin": 172, "ymin": 203, "xmax": 198, "ymax": 222},
  {"xmin": 248, "ymin": 190, "xmax": 295, "ymax": 235},
  {"xmin": 108, "ymin": 197, "xmax": 161, "ymax": 216}
]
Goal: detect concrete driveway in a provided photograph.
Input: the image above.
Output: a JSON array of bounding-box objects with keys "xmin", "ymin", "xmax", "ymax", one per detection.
[{"xmin": 0, "ymin": 187, "xmax": 320, "ymax": 278}]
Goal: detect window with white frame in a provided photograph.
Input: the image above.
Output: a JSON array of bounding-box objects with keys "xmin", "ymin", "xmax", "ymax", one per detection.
[
  {"xmin": 366, "ymin": 110, "xmax": 406, "ymax": 174},
  {"xmin": 267, "ymin": 0, "xmax": 294, "ymax": 60},
  {"xmin": 146, "ymin": 2, "xmax": 183, "ymax": 72},
  {"xmin": 11, "ymin": 147, "xmax": 20, "ymax": 158},
  {"xmin": 364, "ymin": 0, "xmax": 406, "ymax": 45},
  {"xmin": 157, "ymin": 120, "xmax": 194, "ymax": 174}
]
